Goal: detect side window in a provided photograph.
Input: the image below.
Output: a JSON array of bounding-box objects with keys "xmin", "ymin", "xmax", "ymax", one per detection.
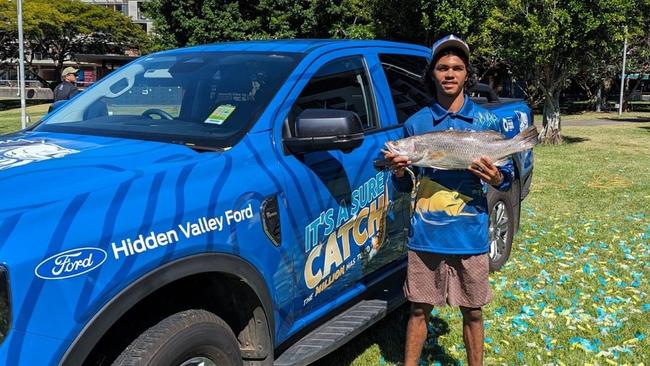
[
  {"xmin": 379, "ymin": 54, "xmax": 432, "ymax": 124},
  {"xmin": 292, "ymin": 56, "xmax": 377, "ymax": 130}
]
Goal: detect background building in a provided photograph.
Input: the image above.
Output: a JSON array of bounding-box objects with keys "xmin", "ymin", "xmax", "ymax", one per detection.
[
  {"xmin": 1, "ymin": 0, "xmax": 150, "ymax": 101},
  {"xmin": 81, "ymin": 0, "xmax": 153, "ymax": 33}
]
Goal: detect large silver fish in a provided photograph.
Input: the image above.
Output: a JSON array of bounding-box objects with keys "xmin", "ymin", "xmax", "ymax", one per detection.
[{"xmin": 384, "ymin": 126, "xmax": 538, "ymax": 170}]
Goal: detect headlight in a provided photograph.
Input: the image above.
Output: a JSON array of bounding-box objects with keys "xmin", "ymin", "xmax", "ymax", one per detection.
[{"xmin": 0, "ymin": 266, "xmax": 10, "ymax": 345}]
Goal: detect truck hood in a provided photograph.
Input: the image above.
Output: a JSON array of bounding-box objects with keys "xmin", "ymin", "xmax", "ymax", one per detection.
[{"xmin": 0, "ymin": 131, "xmax": 204, "ymax": 216}]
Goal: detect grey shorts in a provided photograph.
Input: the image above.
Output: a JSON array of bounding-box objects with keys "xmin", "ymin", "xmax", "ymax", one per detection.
[{"xmin": 403, "ymin": 250, "xmax": 492, "ymax": 308}]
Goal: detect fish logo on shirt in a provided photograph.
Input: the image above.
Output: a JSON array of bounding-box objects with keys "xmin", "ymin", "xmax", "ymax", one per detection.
[
  {"xmin": 474, "ymin": 112, "xmax": 498, "ymax": 129},
  {"xmin": 415, "ymin": 178, "xmax": 475, "ymax": 218}
]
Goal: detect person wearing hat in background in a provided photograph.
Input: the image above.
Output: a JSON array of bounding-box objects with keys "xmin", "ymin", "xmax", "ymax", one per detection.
[
  {"xmin": 54, "ymin": 66, "xmax": 80, "ymax": 102},
  {"xmin": 384, "ymin": 35, "xmax": 515, "ymax": 366}
]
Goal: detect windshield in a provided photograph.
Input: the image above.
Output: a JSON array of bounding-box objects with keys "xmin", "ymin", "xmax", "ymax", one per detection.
[{"xmin": 37, "ymin": 52, "xmax": 301, "ymax": 148}]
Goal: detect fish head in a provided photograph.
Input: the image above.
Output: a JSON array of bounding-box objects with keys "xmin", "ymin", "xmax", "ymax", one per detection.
[{"xmin": 385, "ymin": 139, "xmax": 423, "ymax": 162}]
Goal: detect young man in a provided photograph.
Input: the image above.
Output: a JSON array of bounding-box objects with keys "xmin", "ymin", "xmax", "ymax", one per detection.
[
  {"xmin": 54, "ymin": 67, "xmax": 80, "ymax": 102},
  {"xmin": 384, "ymin": 35, "xmax": 514, "ymax": 366}
]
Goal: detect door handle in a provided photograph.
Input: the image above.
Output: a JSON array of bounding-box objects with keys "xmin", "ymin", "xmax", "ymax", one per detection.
[{"xmin": 373, "ymin": 159, "xmax": 387, "ymax": 171}]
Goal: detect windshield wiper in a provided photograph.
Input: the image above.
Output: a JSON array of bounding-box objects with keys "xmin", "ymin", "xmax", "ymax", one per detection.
[{"xmin": 174, "ymin": 141, "xmax": 225, "ymax": 152}]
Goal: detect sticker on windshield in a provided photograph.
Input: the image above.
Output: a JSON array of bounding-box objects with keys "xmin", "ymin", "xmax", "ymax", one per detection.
[{"xmin": 205, "ymin": 104, "xmax": 236, "ymax": 125}]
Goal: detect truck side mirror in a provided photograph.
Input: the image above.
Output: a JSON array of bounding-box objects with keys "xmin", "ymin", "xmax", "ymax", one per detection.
[
  {"xmin": 47, "ymin": 100, "xmax": 68, "ymax": 114},
  {"xmin": 284, "ymin": 109, "xmax": 365, "ymax": 154}
]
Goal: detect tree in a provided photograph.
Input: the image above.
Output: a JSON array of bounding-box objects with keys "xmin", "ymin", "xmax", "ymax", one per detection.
[
  {"xmin": 142, "ymin": 0, "xmax": 375, "ymax": 50},
  {"xmin": 485, "ymin": 0, "xmax": 645, "ymax": 144},
  {"xmin": 0, "ymin": 0, "xmax": 151, "ymax": 89},
  {"xmin": 622, "ymin": 18, "xmax": 650, "ymax": 109},
  {"xmin": 0, "ymin": 7, "xmax": 18, "ymax": 66},
  {"xmin": 370, "ymin": 0, "xmax": 424, "ymax": 44}
]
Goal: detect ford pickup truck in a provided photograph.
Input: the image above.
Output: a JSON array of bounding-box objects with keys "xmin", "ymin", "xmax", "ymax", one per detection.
[{"xmin": 0, "ymin": 40, "xmax": 533, "ymax": 366}]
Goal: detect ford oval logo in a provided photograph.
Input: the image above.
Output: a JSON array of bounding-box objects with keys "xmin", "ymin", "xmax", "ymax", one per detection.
[{"xmin": 35, "ymin": 247, "xmax": 107, "ymax": 280}]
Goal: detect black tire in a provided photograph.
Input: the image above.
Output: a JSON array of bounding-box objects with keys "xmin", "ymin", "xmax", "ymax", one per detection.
[
  {"xmin": 112, "ymin": 309, "xmax": 242, "ymax": 366},
  {"xmin": 487, "ymin": 187, "xmax": 515, "ymax": 272}
]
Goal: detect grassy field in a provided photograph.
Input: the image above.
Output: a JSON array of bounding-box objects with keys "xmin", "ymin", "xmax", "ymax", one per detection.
[
  {"xmin": 315, "ymin": 123, "xmax": 650, "ymax": 365},
  {"xmin": 534, "ymin": 111, "xmax": 650, "ymax": 122},
  {"xmin": 0, "ymin": 103, "xmax": 50, "ymax": 134},
  {"xmin": 1, "ymin": 106, "xmax": 649, "ymax": 364}
]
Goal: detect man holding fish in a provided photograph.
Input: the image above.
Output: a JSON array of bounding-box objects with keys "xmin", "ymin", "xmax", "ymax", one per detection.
[{"xmin": 384, "ymin": 35, "xmax": 538, "ymax": 366}]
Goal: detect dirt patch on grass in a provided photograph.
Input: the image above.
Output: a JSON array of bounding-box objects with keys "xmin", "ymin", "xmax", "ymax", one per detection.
[{"xmin": 587, "ymin": 174, "xmax": 632, "ymax": 189}]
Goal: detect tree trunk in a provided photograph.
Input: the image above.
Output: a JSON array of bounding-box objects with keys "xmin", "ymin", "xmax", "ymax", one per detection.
[{"xmin": 540, "ymin": 89, "xmax": 562, "ymax": 144}]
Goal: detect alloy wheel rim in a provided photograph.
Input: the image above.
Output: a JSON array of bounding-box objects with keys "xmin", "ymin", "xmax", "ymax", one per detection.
[
  {"xmin": 179, "ymin": 357, "xmax": 217, "ymax": 366},
  {"xmin": 489, "ymin": 200, "xmax": 509, "ymax": 262}
]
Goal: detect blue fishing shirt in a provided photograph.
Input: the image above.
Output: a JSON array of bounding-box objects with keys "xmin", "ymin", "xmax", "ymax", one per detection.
[{"xmin": 393, "ymin": 96, "xmax": 514, "ymax": 255}]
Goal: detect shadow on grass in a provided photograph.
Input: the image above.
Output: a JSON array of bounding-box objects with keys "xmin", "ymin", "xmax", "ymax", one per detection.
[
  {"xmin": 639, "ymin": 126, "xmax": 650, "ymax": 132},
  {"xmin": 599, "ymin": 117, "xmax": 650, "ymax": 123},
  {"xmin": 312, "ymin": 303, "xmax": 459, "ymax": 366},
  {"xmin": 561, "ymin": 135, "xmax": 590, "ymax": 144}
]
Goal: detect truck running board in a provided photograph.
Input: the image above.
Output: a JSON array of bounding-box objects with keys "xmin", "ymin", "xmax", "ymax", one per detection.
[{"xmin": 273, "ymin": 299, "xmax": 388, "ymax": 366}]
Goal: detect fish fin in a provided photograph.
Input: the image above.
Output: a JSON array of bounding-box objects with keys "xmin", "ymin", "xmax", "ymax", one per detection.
[
  {"xmin": 475, "ymin": 130, "xmax": 506, "ymax": 140},
  {"xmin": 513, "ymin": 125, "xmax": 539, "ymax": 150},
  {"xmin": 423, "ymin": 164, "xmax": 451, "ymax": 170}
]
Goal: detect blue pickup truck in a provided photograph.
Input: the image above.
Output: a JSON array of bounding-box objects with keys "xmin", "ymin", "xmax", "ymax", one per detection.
[{"xmin": 0, "ymin": 40, "xmax": 533, "ymax": 366}]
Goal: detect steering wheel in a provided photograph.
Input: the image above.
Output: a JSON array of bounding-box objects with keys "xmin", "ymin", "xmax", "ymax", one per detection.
[{"xmin": 141, "ymin": 108, "xmax": 174, "ymax": 120}]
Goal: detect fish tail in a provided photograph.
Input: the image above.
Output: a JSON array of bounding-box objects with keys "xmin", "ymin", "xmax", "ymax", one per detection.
[{"xmin": 512, "ymin": 125, "xmax": 539, "ymax": 151}]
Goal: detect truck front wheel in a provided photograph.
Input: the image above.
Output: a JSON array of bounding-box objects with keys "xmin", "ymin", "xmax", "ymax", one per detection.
[{"xmin": 112, "ymin": 309, "xmax": 242, "ymax": 366}]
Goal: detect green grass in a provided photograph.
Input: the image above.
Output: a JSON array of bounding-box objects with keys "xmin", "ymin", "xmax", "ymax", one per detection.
[
  {"xmin": 534, "ymin": 111, "xmax": 650, "ymax": 122},
  {"xmin": 0, "ymin": 103, "xmax": 50, "ymax": 134},
  {"xmin": 316, "ymin": 124, "xmax": 650, "ymax": 365},
  {"xmin": 1, "ymin": 106, "xmax": 649, "ymax": 364}
]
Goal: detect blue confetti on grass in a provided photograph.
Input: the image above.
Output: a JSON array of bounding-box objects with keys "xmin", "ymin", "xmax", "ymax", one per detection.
[
  {"xmin": 569, "ymin": 337, "xmax": 600, "ymax": 352},
  {"xmin": 543, "ymin": 335, "xmax": 554, "ymax": 350},
  {"xmin": 512, "ymin": 317, "xmax": 529, "ymax": 331},
  {"xmin": 494, "ymin": 306, "xmax": 506, "ymax": 316},
  {"xmin": 520, "ymin": 305, "xmax": 534, "ymax": 317},
  {"xmin": 558, "ymin": 274, "xmax": 570, "ymax": 285}
]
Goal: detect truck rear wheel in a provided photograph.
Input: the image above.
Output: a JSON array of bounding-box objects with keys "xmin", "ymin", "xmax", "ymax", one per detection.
[
  {"xmin": 487, "ymin": 187, "xmax": 515, "ymax": 272},
  {"xmin": 112, "ymin": 309, "xmax": 242, "ymax": 366}
]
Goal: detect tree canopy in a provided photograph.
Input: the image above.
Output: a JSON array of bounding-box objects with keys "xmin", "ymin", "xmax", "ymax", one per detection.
[
  {"xmin": 0, "ymin": 0, "xmax": 151, "ymax": 88},
  {"xmin": 140, "ymin": 0, "xmax": 649, "ymax": 144},
  {"xmin": 3, "ymin": 0, "xmax": 647, "ymax": 144},
  {"xmin": 142, "ymin": 0, "xmax": 375, "ymax": 50},
  {"xmin": 484, "ymin": 0, "xmax": 647, "ymax": 143}
]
